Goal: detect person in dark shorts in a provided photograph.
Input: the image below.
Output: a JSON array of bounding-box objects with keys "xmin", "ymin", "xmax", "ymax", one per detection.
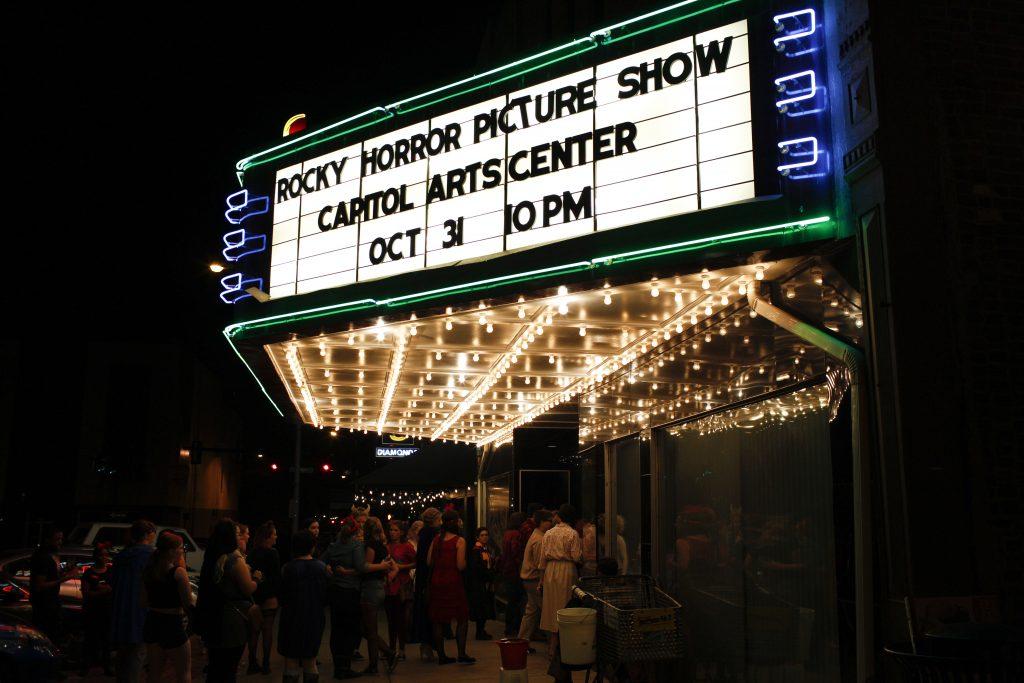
[
  {"xmin": 143, "ymin": 532, "xmax": 194, "ymax": 682},
  {"xmin": 80, "ymin": 543, "xmax": 114, "ymax": 676},
  {"xmin": 360, "ymin": 517, "xmax": 399, "ymax": 675},
  {"xmin": 29, "ymin": 525, "xmax": 80, "ymax": 643},
  {"xmin": 246, "ymin": 521, "xmax": 282, "ymax": 675},
  {"xmin": 278, "ymin": 530, "xmax": 328, "ymax": 683}
]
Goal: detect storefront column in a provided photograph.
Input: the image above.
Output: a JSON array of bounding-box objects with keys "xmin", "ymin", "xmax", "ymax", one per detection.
[
  {"xmin": 603, "ymin": 441, "xmax": 615, "ymax": 562},
  {"xmin": 748, "ymin": 283, "xmax": 875, "ymax": 681}
]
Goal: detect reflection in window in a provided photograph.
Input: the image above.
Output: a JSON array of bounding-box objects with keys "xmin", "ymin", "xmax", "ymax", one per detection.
[
  {"xmin": 657, "ymin": 384, "xmax": 841, "ymax": 681},
  {"xmin": 610, "ymin": 438, "xmax": 642, "ymax": 575}
]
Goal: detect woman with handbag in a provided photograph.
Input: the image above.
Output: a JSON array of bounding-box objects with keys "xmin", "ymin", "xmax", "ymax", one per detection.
[
  {"xmin": 384, "ymin": 520, "xmax": 416, "ymax": 660},
  {"xmin": 195, "ymin": 519, "xmax": 259, "ymax": 682}
]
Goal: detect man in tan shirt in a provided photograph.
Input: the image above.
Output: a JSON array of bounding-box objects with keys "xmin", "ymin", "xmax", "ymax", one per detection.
[{"xmin": 516, "ymin": 509, "xmax": 553, "ymax": 646}]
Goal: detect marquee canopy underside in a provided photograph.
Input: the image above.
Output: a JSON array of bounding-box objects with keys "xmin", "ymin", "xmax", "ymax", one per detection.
[{"xmin": 263, "ymin": 255, "xmax": 862, "ymax": 447}]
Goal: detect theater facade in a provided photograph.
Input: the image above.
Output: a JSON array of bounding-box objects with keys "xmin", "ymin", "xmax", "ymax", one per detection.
[{"xmin": 221, "ymin": 1, "xmax": 883, "ymax": 679}]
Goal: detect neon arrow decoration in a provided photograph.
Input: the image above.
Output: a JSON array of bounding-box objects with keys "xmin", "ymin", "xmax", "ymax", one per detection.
[
  {"xmin": 220, "ymin": 273, "xmax": 265, "ymax": 304},
  {"xmin": 777, "ymin": 137, "xmax": 820, "ymax": 174},
  {"xmin": 222, "ymin": 228, "xmax": 267, "ymax": 262},
  {"xmin": 224, "ymin": 189, "xmax": 270, "ymax": 225}
]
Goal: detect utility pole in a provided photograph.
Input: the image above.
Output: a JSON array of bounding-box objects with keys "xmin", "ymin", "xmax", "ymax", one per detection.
[{"xmin": 291, "ymin": 422, "xmax": 302, "ymax": 533}]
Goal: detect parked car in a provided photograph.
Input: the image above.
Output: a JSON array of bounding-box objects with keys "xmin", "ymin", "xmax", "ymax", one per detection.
[
  {"xmin": 0, "ymin": 547, "xmax": 94, "ymax": 608},
  {"xmin": 67, "ymin": 522, "xmax": 205, "ymax": 578},
  {"xmin": 0, "ymin": 611, "xmax": 60, "ymax": 681}
]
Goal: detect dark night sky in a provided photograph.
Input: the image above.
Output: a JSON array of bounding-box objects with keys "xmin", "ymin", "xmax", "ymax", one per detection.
[{"xmin": 12, "ymin": 5, "xmax": 500, "ymax": 352}]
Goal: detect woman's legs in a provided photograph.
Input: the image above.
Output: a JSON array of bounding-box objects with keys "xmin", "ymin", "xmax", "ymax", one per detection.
[
  {"xmin": 166, "ymin": 640, "xmax": 192, "ymax": 683},
  {"xmin": 432, "ymin": 622, "xmax": 452, "ymax": 663},
  {"xmin": 394, "ymin": 600, "xmax": 408, "ymax": 654},
  {"xmin": 456, "ymin": 619, "xmax": 472, "ymax": 660},
  {"xmin": 148, "ymin": 643, "xmax": 166, "ymax": 680},
  {"xmin": 247, "ymin": 604, "xmax": 262, "ymax": 671},
  {"xmin": 384, "ymin": 596, "xmax": 400, "ymax": 652},
  {"xmin": 206, "ymin": 645, "xmax": 244, "ymax": 682},
  {"xmin": 361, "ymin": 601, "xmax": 392, "ymax": 671},
  {"xmin": 260, "ymin": 603, "xmax": 277, "ymax": 670}
]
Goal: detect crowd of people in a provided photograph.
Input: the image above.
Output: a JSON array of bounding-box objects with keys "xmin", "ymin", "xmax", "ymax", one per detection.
[{"xmin": 27, "ymin": 500, "xmax": 604, "ymax": 682}]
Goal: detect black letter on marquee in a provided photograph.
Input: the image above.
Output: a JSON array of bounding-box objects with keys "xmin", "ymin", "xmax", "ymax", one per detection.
[
  {"xmin": 442, "ymin": 217, "xmax": 464, "ymax": 248},
  {"xmin": 369, "ymin": 237, "xmax": 388, "ymax": 264},
  {"xmin": 563, "ymin": 186, "xmax": 593, "ymax": 223},
  {"xmin": 615, "ymin": 122, "xmax": 638, "ymax": 156},
  {"xmin": 542, "ymin": 193, "xmax": 561, "ymax": 227},
  {"xmin": 277, "ymin": 178, "xmax": 290, "ymax": 203},
  {"xmin": 474, "ymin": 111, "xmax": 496, "ymax": 143},
  {"xmin": 386, "ymin": 233, "xmax": 403, "ymax": 260},
  {"xmin": 405, "ymin": 228, "xmax": 421, "ymax": 256},
  {"xmin": 663, "ymin": 52, "xmax": 693, "ymax": 84},
  {"xmin": 696, "ymin": 37, "xmax": 733, "ymax": 76},
  {"xmin": 318, "ymin": 205, "xmax": 334, "ymax": 231}
]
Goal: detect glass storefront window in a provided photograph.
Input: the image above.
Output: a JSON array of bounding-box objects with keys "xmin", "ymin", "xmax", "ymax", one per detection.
[
  {"xmin": 656, "ymin": 385, "xmax": 842, "ymax": 681},
  {"xmin": 608, "ymin": 437, "xmax": 643, "ymax": 575}
]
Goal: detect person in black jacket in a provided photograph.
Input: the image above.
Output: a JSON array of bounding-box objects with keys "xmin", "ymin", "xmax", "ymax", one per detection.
[
  {"xmin": 410, "ymin": 507, "xmax": 442, "ymax": 661},
  {"xmin": 278, "ymin": 530, "xmax": 328, "ymax": 683},
  {"xmin": 246, "ymin": 521, "xmax": 282, "ymax": 675}
]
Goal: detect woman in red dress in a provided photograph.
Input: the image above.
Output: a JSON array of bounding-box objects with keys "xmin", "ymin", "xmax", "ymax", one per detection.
[{"xmin": 426, "ymin": 509, "xmax": 475, "ymax": 665}]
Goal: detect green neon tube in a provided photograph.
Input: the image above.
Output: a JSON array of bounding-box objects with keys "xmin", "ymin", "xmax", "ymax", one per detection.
[{"xmin": 234, "ymin": 0, "xmax": 731, "ymax": 174}]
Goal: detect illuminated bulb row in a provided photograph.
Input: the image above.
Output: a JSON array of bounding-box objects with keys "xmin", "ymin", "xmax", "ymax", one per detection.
[
  {"xmin": 375, "ymin": 335, "xmax": 407, "ymax": 434},
  {"xmin": 431, "ymin": 311, "xmax": 548, "ymax": 440},
  {"xmin": 285, "ymin": 345, "xmax": 321, "ymax": 427}
]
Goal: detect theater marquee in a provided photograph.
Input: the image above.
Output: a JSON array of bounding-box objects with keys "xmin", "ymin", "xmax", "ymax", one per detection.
[{"xmin": 267, "ymin": 19, "xmax": 754, "ymax": 298}]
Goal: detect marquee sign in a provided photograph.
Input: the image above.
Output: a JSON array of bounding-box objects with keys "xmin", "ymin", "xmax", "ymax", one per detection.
[{"xmin": 267, "ymin": 19, "xmax": 755, "ymax": 299}]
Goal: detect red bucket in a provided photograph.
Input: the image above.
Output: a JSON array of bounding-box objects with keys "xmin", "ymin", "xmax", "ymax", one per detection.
[{"xmin": 496, "ymin": 638, "xmax": 530, "ymax": 670}]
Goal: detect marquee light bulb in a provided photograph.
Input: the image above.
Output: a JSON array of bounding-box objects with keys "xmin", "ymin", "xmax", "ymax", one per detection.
[
  {"xmin": 690, "ymin": 313, "xmax": 698, "ymax": 325},
  {"xmin": 549, "ymin": 355, "xmax": 555, "ymax": 364},
  {"xmin": 478, "ymin": 314, "xmax": 486, "ymax": 325},
  {"xmin": 409, "ymin": 325, "xmax": 417, "ymax": 336},
  {"xmin": 472, "ymin": 353, "xmax": 479, "ymax": 362},
  {"xmin": 755, "ymin": 266, "xmax": 765, "ymax": 280},
  {"xmin": 558, "ymin": 285, "xmax": 568, "ymax": 296},
  {"xmin": 701, "ymin": 275, "xmax": 711, "ymax": 290},
  {"xmin": 650, "ymin": 280, "xmax": 660, "ymax": 297},
  {"xmin": 785, "ymin": 284, "xmax": 796, "ymax": 299},
  {"xmin": 348, "ymin": 335, "xmax": 355, "ymax": 345},
  {"xmin": 704, "ymin": 304, "xmax": 713, "ymax": 317},
  {"xmin": 604, "ymin": 293, "xmax": 612, "ymax": 305},
  {"xmin": 721, "ymin": 294, "xmax": 728, "ymax": 305},
  {"xmin": 486, "ymin": 323, "xmax": 494, "ymax": 333},
  {"xmin": 579, "ymin": 325, "xmax": 587, "ymax": 336},
  {"xmin": 435, "ymin": 351, "xmax": 442, "ymax": 360},
  {"xmin": 445, "ymin": 319, "xmax": 453, "ymax": 331},
  {"xmin": 693, "ymin": 361, "xmax": 701, "ymax": 370},
  {"xmin": 675, "ymin": 323, "xmax": 683, "ymax": 333},
  {"xmin": 558, "ymin": 302, "xmax": 569, "ymax": 315}
]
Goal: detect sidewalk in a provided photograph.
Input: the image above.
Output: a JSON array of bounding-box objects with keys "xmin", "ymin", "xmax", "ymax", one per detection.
[{"xmin": 76, "ymin": 619, "xmax": 552, "ymax": 681}]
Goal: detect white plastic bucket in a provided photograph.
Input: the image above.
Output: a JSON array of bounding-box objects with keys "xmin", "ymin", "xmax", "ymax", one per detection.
[{"xmin": 557, "ymin": 607, "xmax": 597, "ymax": 665}]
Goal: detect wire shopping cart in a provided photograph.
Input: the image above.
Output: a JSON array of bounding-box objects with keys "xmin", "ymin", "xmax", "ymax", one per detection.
[{"xmin": 573, "ymin": 575, "xmax": 687, "ymax": 669}]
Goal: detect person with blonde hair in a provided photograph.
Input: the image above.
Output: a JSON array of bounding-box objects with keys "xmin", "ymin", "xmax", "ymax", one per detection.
[
  {"xmin": 540, "ymin": 504, "xmax": 583, "ymax": 660},
  {"xmin": 143, "ymin": 532, "xmax": 194, "ymax": 682},
  {"xmin": 359, "ymin": 516, "xmax": 398, "ymax": 674}
]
